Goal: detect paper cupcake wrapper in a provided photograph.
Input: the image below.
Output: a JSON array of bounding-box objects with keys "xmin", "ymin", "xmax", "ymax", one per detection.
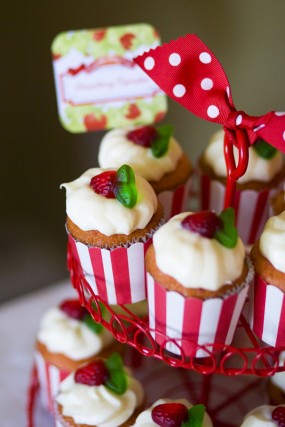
[
  {"xmin": 157, "ymin": 177, "xmax": 192, "ymax": 221},
  {"xmin": 147, "ymin": 273, "xmax": 250, "ymax": 358},
  {"xmin": 68, "ymin": 233, "xmax": 152, "ymax": 305},
  {"xmin": 200, "ymin": 173, "xmax": 280, "ymax": 245},
  {"xmin": 34, "ymin": 351, "xmax": 69, "ymax": 413},
  {"xmin": 248, "ymin": 274, "xmax": 285, "ymax": 346}
]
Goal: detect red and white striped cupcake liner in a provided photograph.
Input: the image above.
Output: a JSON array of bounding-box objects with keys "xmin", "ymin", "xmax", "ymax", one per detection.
[
  {"xmin": 68, "ymin": 233, "xmax": 152, "ymax": 305},
  {"xmin": 146, "ymin": 260, "xmax": 253, "ymax": 358},
  {"xmin": 157, "ymin": 177, "xmax": 192, "ymax": 220},
  {"xmin": 200, "ymin": 174, "xmax": 281, "ymax": 245},
  {"xmin": 248, "ymin": 274, "xmax": 285, "ymax": 347},
  {"xmin": 34, "ymin": 351, "xmax": 69, "ymax": 414}
]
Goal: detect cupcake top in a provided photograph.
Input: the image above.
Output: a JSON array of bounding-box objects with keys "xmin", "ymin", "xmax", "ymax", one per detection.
[
  {"xmin": 152, "ymin": 209, "xmax": 245, "ymax": 291},
  {"xmin": 132, "ymin": 398, "xmax": 213, "ymax": 427},
  {"xmin": 203, "ymin": 129, "xmax": 283, "ymax": 183},
  {"xmin": 98, "ymin": 125, "xmax": 183, "ymax": 182},
  {"xmin": 56, "ymin": 354, "xmax": 144, "ymax": 427},
  {"xmin": 61, "ymin": 165, "xmax": 158, "ymax": 235},
  {"xmin": 259, "ymin": 211, "xmax": 285, "ymax": 273},
  {"xmin": 240, "ymin": 404, "xmax": 285, "ymax": 426},
  {"xmin": 37, "ymin": 300, "xmax": 114, "ymax": 361}
]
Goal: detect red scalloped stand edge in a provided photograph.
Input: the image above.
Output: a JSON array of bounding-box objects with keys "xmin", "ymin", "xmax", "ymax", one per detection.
[{"xmin": 66, "ymin": 245, "xmax": 285, "ymax": 377}]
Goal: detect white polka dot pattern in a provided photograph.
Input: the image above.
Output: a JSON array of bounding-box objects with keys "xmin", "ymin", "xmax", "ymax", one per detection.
[
  {"xmin": 173, "ymin": 84, "xmax": 186, "ymax": 97},
  {"xmin": 207, "ymin": 105, "xmax": 219, "ymax": 118},
  {"xmin": 253, "ymin": 124, "xmax": 265, "ymax": 132},
  {"xmin": 169, "ymin": 53, "xmax": 181, "ymax": 66},
  {"xmin": 144, "ymin": 57, "xmax": 155, "ymax": 70},
  {"xmin": 201, "ymin": 78, "xmax": 213, "ymax": 90},
  {"xmin": 134, "ymin": 33, "xmax": 285, "ymax": 154},
  {"xmin": 236, "ymin": 114, "xmax": 242, "ymax": 126},
  {"xmin": 199, "ymin": 52, "xmax": 212, "ymax": 64}
]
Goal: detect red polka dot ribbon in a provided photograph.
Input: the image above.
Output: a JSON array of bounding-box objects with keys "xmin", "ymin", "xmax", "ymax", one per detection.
[{"xmin": 134, "ymin": 34, "xmax": 285, "ymax": 153}]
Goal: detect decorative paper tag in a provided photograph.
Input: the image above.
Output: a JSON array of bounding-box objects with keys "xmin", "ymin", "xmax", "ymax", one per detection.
[{"xmin": 51, "ymin": 23, "xmax": 167, "ymax": 133}]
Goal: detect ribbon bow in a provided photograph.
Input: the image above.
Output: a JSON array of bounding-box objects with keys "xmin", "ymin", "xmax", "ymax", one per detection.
[
  {"xmin": 134, "ymin": 34, "xmax": 285, "ymax": 206},
  {"xmin": 134, "ymin": 34, "xmax": 285, "ymax": 151}
]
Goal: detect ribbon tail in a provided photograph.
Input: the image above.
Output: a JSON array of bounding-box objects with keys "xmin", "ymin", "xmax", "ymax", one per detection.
[{"xmin": 250, "ymin": 111, "xmax": 285, "ymax": 153}]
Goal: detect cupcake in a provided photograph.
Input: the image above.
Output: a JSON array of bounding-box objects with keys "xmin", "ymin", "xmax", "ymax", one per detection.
[
  {"xmin": 54, "ymin": 353, "xmax": 145, "ymax": 427},
  {"xmin": 199, "ymin": 128, "xmax": 285, "ymax": 245},
  {"xmin": 240, "ymin": 404, "xmax": 285, "ymax": 426},
  {"xmin": 34, "ymin": 298, "xmax": 117, "ymax": 412},
  {"xmin": 268, "ymin": 352, "xmax": 285, "ymax": 405},
  {"xmin": 98, "ymin": 125, "xmax": 193, "ymax": 220},
  {"xmin": 249, "ymin": 211, "xmax": 285, "ymax": 346},
  {"xmin": 146, "ymin": 208, "xmax": 253, "ymax": 358},
  {"xmin": 62, "ymin": 164, "xmax": 164, "ymax": 305},
  {"xmin": 131, "ymin": 398, "xmax": 213, "ymax": 426}
]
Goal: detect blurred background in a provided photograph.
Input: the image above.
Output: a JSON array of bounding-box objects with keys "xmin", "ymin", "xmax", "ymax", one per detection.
[{"xmin": 1, "ymin": 0, "xmax": 285, "ymax": 303}]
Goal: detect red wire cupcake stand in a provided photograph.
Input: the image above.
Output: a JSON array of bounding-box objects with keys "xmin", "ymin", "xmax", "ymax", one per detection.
[{"xmin": 67, "ymin": 244, "xmax": 285, "ymax": 377}]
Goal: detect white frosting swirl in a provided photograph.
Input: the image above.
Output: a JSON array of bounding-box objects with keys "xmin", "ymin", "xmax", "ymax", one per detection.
[
  {"xmin": 153, "ymin": 212, "xmax": 245, "ymax": 291},
  {"xmin": 37, "ymin": 307, "xmax": 114, "ymax": 360},
  {"xmin": 240, "ymin": 404, "xmax": 285, "ymax": 426},
  {"xmin": 98, "ymin": 127, "xmax": 183, "ymax": 182},
  {"xmin": 132, "ymin": 398, "xmax": 213, "ymax": 427},
  {"xmin": 61, "ymin": 168, "xmax": 158, "ymax": 235},
  {"xmin": 204, "ymin": 129, "xmax": 283, "ymax": 183},
  {"xmin": 56, "ymin": 370, "xmax": 144, "ymax": 427},
  {"xmin": 259, "ymin": 211, "xmax": 285, "ymax": 273}
]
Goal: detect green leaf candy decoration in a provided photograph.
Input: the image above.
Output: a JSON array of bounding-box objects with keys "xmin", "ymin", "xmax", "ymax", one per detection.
[
  {"xmin": 83, "ymin": 313, "xmax": 104, "ymax": 334},
  {"xmin": 105, "ymin": 352, "xmax": 124, "ymax": 371},
  {"xmin": 215, "ymin": 207, "xmax": 238, "ymax": 248},
  {"xmin": 182, "ymin": 404, "xmax": 206, "ymax": 427},
  {"xmin": 105, "ymin": 369, "xmax": 127, "ymax": 395},
  {"xmin": 253, "ymin": 138, "xmax": 277, "ymax": 159},
  {"xmin": 104, "ymin": 352, "xmax": 127, "ymax": 395},
  {"xmin": 151, "ymin": 124, "xmax": 173, "ymax": 158},
  {"xmin": 114, "ymin": 164, "xmax": 137, "ymax": 208}
]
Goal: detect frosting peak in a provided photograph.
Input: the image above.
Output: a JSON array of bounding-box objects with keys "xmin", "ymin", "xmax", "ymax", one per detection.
[
  {"xmin": 61, "ymin": 167, "xmax": 158, "ymax": 235},
  {"xmin": 56, "ymin": 370, "xmax": 144, "ymax": 427},
  {"xmin": 259, "ymin": 211, "xmax": 285, "ymax": 273},
  {"xmin": 240, "ymin": 404, "xmax": 285, "ymax": 426},
  {"xmin": 132, "ymin": 398, "xmax": 213, "ymax": 427},
  {"xmin": 98, "ymin": 127, "xmax": 183, "ymax": 182},
  {"xmin": 37, "ymin": 307, "xmax": 113, "ymax": 360},
  {"xmin": 153, "ymin": 212, "xmax": 245, "ymax": 291}
]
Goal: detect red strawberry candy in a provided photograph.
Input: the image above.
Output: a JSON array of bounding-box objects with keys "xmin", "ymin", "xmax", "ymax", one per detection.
[
  {"xmin": 272, "ymin": 406, "xmax": 285, "ymax": 427},
  {"xmin": 127, "ymin": 125, "xmax": 158, "ymax": 148},
  {"xmin": 120, "ymin": 33, "xmax": 135, "ymax": 49},
  {"xmin": 75, "ymin": 359, "xmax": 109, "ymax": 386},
  {"xmin": 182, "ymin": 211, "xmax": 222, "ymax": 239},
  {"xmin": 90, "ymin": 171, "xmax": 116, "ymax": 198},
  {"xmin": 151, "ymin": 403, "xmax": 188, "ymax": 427},
  {"xmin": 60, "ymin": 299, "xmax": 87, "ymax": 320}
]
